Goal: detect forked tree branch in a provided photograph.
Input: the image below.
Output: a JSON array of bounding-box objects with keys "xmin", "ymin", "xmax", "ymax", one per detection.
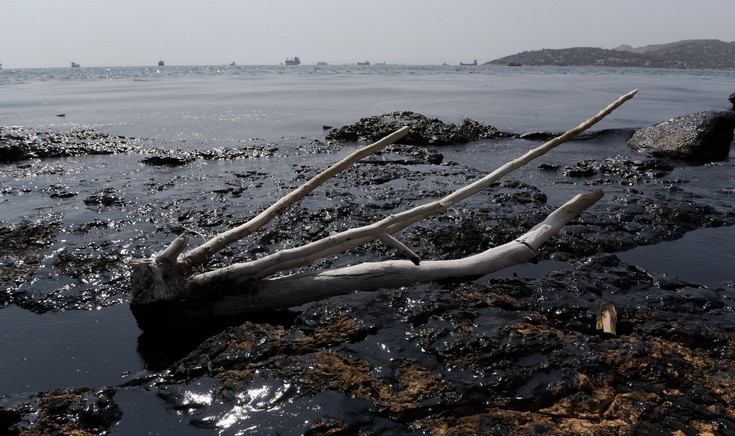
[{"xmin": 184, "ymin": 90, "xmax": 637, "ymax": 291}]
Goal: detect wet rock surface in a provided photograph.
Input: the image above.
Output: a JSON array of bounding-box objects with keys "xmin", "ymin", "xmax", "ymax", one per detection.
[
  {"xmin": 0, "ymin": 219, "xmax": 63, "ymax": 304},
  {"xmin": 1, "ymin": 120, "xmax": 735, "ymax": 433},
  {"xmin": 326, "ymin": 111, "xmax": 515, "ymax": 145},
  {"xmin": 9, "ymin": 261, "xmax": 734, "ymax": 434},
  {"xmin": 0, "ymin": 125, "xmax": 287, "ymax": 166},
  {"xmin": 0, "ymin": 126, "xmax": 140, "ymax": 162},
  {"xmin": 627, "ymin": 110, "xmax": 735, "ymax": 162},
  {"xmin": 2, "ymin": 388, "xmax": 121, "ymax": 435},
  {"xmin": 150, "ymin": 263, "xmax": 735, "ymax": 434}
]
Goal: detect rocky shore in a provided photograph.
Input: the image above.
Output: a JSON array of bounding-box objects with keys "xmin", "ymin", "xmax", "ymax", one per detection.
[{"xmin": 1, "ymin": 100, "xmax": 734, "ymax": 433}]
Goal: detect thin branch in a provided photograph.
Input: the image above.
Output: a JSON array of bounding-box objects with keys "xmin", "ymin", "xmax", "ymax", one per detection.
[
  {"xmin": 180, "ymin": 125, "xmax": 411, "ymax": 266},
  {"xmin": 374, "ymin": 231, "xmax": 422, "ymax": 265}
]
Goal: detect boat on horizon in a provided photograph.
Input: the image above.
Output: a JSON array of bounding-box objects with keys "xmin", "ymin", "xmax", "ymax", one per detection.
[
  {"xmin": 71, "ymin": 62, "xmax": 80, "ymax": 68},
  {"xmin": 284, "ymin": 57, "xmax": 301, "ymax": 65},
  {"xmin": 357, "ymin": 61, "xmax": 370, "ymax": 66},
  {"xmin": 460, "ymin": 60, "xmax": 477, "ymax": 66},
  {"xmin": 158, "ymin": 60, "xmax": 164, "ymax": 66}
]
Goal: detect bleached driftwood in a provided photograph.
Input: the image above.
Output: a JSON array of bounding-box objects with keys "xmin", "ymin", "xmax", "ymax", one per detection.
[
  {"xmin": 173, "ymin": 190, "xmax": 604, "ymax": 318},
  {"xmin": 130, "ymin": 90, "xmax": 636, "ymax": 326},
  {"xmin": 596, "ymin": 301, "xmax": 618, "ymax": 335}
]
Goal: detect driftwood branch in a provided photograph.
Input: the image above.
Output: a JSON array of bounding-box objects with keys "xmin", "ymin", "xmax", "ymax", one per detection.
[
  {"xmin": 182, "ymin": 90, "xmax": 637, "ymax": 294},
  {"xmin": 173, "ymin": 190, "xmax": 604, "ymax": 317},
  {"xmin": 130, "ymin": 90, "xmax": 637, "ymax": 324}
]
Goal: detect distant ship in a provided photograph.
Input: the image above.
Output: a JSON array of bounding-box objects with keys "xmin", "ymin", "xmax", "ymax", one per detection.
[
  {"xmin": 460, "ymin": 60, "xmax": 477, "ymax": 66},
  {"xmin": 71, "ymin": 62, "xmax": 80, "ymax": 68},
  {"xmin": 316, "ymin": 61, "xmax": 328, "ymax": 66},
  {"xmin": 357, "ymin": 61, "xmax": 370, "ymax": 65},
  {"xmin": 284, "ymin": 57, "xmax": 301, "ymax": 65},
  {"xmin": 158, "ymin": 60, "xmax": 164, "ymax": 66}
]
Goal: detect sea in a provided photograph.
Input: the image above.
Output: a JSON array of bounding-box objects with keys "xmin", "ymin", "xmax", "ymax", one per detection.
[
  {"xmin": 1, "ymin": 64, "xmax": 734, "ymax": 426},
  {"xmin": 3, "ymin": 64, "xmax": 735, "ymax": 142}
]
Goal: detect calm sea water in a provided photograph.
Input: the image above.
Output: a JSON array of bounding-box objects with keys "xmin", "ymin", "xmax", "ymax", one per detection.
[
  {"xmin": 1, "ymin": 64, "xmax": 734, "ymax": 399},
  {"xmin": 2, "ymin": 64, "xmax": 734, "ymax": 143}
]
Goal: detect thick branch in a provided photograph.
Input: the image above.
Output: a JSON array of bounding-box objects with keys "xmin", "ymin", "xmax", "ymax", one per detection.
[{"xmin": 197, "ymin": 190, "xmax": 604, "ymax": 315}]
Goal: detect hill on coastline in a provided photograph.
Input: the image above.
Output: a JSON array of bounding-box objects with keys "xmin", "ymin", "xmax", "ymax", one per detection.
[{"xmin": 486, "ymin": 39, "xmax": 735, "ymax": 69}]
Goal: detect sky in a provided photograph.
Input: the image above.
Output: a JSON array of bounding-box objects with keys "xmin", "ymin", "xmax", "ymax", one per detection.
[{"xmin": 2, "ymin": 0, "xmax": 735, "ymax": 68}]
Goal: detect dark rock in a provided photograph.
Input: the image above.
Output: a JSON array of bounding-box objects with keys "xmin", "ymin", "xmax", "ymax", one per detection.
[
  {"xmin": 360, "ymin": 144, "xmax": 444, "ymax": 165},
  {"xmin": 140, "ymin": 145, "xmax": 282, "ymax": 165},
  {"xmin": 3, "ymin": 388, "xmax": 122, "ymax": 434},
  {"xmin": 537, "ymin": 163, "xmax": 560, "ymax": 171},
  {"xmin": 575, "ymin": 128, "xmax": 636, "ymax": 141},
  {"xmin": 563, "ymin": 162, "xmax": 597, "ymax": 177},
  {"xmin": 83, "ymin": 188, "xmax": 125, "ymax": 207},
  {"xmin": 141, "ymin": 155, "xmax": 194, "ymax": 166},
  {"xmin": 627, "ymin": 111, "xmax": 735, "ymax": 162},
  {"xmin": 326, "ymin": 111, "xmax": 514, "ymax": 145},
  {"xmin": 519, "ymin": 128, "xmax": 636, "ymax": 142},
  {"xmin": 0, "ymin": 219, "xmax": 63, "ymax": 294},
  {"xmin": 0, "ymin": 126, "xmax": 137, "ymax": 162},
  {"xmin": 520, "ymin": 131, "xmax": 556, "ymax": 141},
  {"xmin": 44, "ymin": 184, "xmax": 78, "ymax": 199}
]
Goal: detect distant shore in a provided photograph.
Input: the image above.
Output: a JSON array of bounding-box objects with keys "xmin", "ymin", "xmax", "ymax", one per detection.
[{"xmin": 487, "ymin": 39, "xmax": 735, "ymax": 70}]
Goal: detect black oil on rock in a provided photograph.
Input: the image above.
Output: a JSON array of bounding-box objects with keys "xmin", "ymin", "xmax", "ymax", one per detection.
[{"xmin": 2, "ymin": 98, "xmax": 735, "ymax": 434}]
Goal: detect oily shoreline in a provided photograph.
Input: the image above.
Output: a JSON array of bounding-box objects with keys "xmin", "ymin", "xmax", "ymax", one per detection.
[{"xmin": 1, "ymin": 120, "xmax": 734, "ymax": 433}]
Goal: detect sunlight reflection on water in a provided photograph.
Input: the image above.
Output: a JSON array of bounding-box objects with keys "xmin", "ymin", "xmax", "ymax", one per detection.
[{"xmin": 216, "ymin": 382, "xmax": 292, "ymax": 430}]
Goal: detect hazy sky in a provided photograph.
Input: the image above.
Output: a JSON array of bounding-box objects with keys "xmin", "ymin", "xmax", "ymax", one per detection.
[{"xmin": 3, "ymin": 0, "xmax": 735, "ymax": 68}]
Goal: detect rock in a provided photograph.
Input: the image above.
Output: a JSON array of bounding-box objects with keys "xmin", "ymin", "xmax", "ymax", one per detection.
[
  {"xmin": 0, "ymin": 219, "xmax": 63, "ymax": 295},
  {"xmin": 84, "ymin": 188, "xmax": 125, "ymax": 207},
  {"xmin": 627, "ymin": 111, "xmax": 735, "ymax": 162},
  {"xmin": 141, "ymin": 155, "xmax": 194, "ymax": 166},
  {"xmin": 520, "ymin": 128, "xmax": 635, "ymax": 142},
  {"xmin": 3, "ymin": 387, "xmax": 122, "ymax": 434},
  {"xmin": 563, "ymin": 161, "xmax": 597, "ymax": 177},
  {"xmin": 0, "ymin": 126, "xmax": 137, "ymax": 162},
  {"xmin": 122, "ymin": 259, "xmax": 735, "ymax": 434},
  {"xmin": 326, "ymin": 111, "xmax": 514, "ymax": 145}
]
